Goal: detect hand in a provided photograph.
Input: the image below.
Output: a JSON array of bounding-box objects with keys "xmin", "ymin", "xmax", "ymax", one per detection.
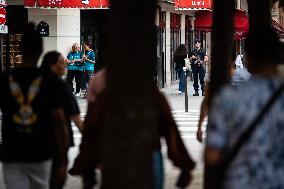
[
  {"xmin": 83, "ymin": 55, "xmax": 87, "ymax": 61},
  {"xmin": 191, "ymin": 55, "xmax": 196, "ymax": 59},
  {"xmin": 71, "ymin": 60, "xmax": 75, "ymax": 64},
  {"xmin": 55, "ymin": 165, "xmax": 67, "ymax": 187},
  {"xmin": 176, "ymin": 171, "xmax": 193, "ymax": 188},
  {"xmin": 197, "ymin": 127, "xmax": 203, "ymax": 143}
]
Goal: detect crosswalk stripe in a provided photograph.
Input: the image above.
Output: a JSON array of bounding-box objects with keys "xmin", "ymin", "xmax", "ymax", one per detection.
[{"xmin": 73, "ymin": 109, "xmax": 207, "ymax": 141}]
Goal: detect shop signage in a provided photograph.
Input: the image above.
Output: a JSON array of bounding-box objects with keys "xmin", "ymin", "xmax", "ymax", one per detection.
[
  {"xmin": 0, "ymin": 0, "xmax": 7, "ymax": 7},
  {"xmin": 0, "ymin": 7, "xmax": 6, "ymax": 24},
  {"xmin": 37, "ymin": 21, "xmax": 49, "ymax": 37},
  {"xmin": 24, "ymin": 0, "xmax": 110, "ymax": 8},
  {"xmin": 0, "ymin": 24, "xmax": 8, "ymax": 34},
  {"xmin": 175, "ymin": 0, "xmax": 212, "ymax": 10},
  {"xmin": 24, "ymin": 0, "xmax": 36, "ymax": 7}
]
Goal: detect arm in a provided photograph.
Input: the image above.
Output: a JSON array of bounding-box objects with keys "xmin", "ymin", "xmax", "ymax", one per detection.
[
  {"xmin": 52, "ymin": 108, "xmax": 69, "ymax": 186},
  {"xmin": 66, "ymin": 53, "xmax": 74, "ymax": 64},
  {"xmin": 71, "ymin": 114, "xmax": 83, "ymax": 133},
  {"xmin": 197, "ymin": 82, "xmax": 209, "ymax": 143},
  {"xmin": 159, "ymin": 92, "xmax": 195, "ymax": 188},
  {"xmin": 204, "ymin": 55, "xmax": 208, "ymax": 64}
]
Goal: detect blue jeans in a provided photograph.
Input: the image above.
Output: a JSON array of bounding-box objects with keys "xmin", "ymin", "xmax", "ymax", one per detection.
[
  {"xmin": 177, "ymin": 68, "xmax": 185, "ymax": 92},
  {"xmin": 153, "ymin": 150, "xmax": 164, "ymax": 189}
]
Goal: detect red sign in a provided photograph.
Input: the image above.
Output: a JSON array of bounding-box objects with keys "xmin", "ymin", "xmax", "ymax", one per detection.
[
  {"xmin": 34, "ymin": 0, "xmax": 110, "ymax": 8},
  {"xmin": 0, "ymin": 7, "xmax": 6, "ymax": 24},
  {"xmin": 176, "ymin": 0, "xmax": 212, "ymax": 10},
  {"xmin": 24, "ymin": 0, "xmax": 36, "ymax": 7}
]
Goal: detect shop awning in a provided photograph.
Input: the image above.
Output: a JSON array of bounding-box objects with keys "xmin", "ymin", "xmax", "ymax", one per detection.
[
  {"xmin": 195, "ymin": 9, "xmax": 249, "ymax": 40},
  {"xmin": 272, "ymin": 19, "xmax": 284, "ymax": 38},
  {"xmin": 24, "ymin": 0, "xmax": 110, "ymax": 9}
]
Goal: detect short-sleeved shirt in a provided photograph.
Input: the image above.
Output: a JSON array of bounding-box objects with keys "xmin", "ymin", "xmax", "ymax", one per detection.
[
  {"xmin": 190, "ymin": 48, "xmax": 207, "ymax": 65},
  {"xmin": 84, "ymin": 50, "xmax": 96, "ymax": 71},
  {"xmin": 59, "ymin": 79, "xmax": 80, "ymax": 147},
  {"xmin": 206, "ymin": 76, "xmax": 284, "ymax": 189},
  {"xmin": 0, "ymin": 67, "xmax": 63, "ymax": 163},
  {"xmin": 67, "ymin": 51, "xmax": 84, "ymax": 71}
]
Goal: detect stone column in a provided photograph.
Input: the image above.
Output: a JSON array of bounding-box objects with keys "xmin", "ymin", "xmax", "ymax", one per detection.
[
  {"xmin": 165, "ymin": 11, "xmax": 171, "ymax": 86},
  {"xmin": 180, "ymin": 14, "xmax": 186, "ymax": 44}
]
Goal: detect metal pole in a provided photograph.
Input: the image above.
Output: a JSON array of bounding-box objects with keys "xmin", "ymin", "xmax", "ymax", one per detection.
[{"xmin": 184, "ymin": 67, "xmax": 188, "ymax": 112}]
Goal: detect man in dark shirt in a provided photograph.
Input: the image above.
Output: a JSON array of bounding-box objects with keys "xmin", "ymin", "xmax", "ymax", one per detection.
[
  {"xmin": 190, "ymin": 40, "xmax": 208, "ymax": 96},
  {"xmin": 0, "ymin": 23, "xmax": 68, "ymax": 189}
]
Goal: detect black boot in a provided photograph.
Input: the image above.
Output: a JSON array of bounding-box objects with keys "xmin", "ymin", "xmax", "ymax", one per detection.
[{"xmin": 193, "ymin": 90, "xmax": 199, "ymax": 96}]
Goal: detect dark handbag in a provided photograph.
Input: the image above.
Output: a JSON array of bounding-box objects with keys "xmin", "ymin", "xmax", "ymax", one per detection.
[{"xmin": 204, "ymin": 82, "xmax": 284, "ymax": 189}]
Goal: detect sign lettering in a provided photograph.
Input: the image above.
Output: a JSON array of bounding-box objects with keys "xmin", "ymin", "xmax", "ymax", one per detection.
[{"xmin": 176, "ymin": 0, "xmax": 212, "ymax": 10}]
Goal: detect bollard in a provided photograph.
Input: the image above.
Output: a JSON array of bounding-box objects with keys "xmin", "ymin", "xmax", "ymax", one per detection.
[{"xmin": 183, "ymin": 67, "xmax": 188, "ymax": 112}]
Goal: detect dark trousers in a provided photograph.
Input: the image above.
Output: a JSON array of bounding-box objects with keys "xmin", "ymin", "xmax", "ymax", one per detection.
[
  {"xmin": 67, "ymin": 70, "xmax": 83, "ymax": 94},
  {"xmin": 82, "ymin": 70, "xmax": 95, "ymax": 91},
  {"xmin": 192, "ymin": 65, "xmax": 206, "ymax": 91}
]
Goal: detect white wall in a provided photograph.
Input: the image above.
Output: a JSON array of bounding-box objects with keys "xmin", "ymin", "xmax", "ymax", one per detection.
[
  {"xmin": 28, "ymin": 9, "xmax": 58, "ymax": 54},
  {"xmin": 56, "ymin": 9, "xmax": 80, "ymax": 57},
  {"xmin": 28, "ymin": 9, "xmax": 80, "ymax": 58}
]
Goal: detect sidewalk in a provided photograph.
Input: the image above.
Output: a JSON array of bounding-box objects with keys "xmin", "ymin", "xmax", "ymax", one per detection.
[{"xmin": 159, "ymin": 79, "xmax": 204, "ymax": 111}]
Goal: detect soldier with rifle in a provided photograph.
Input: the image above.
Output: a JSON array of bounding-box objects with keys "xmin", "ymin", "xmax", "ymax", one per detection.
[{"xmin": 190, "ymin": 40, "xmax": 208, "ymax": 96}]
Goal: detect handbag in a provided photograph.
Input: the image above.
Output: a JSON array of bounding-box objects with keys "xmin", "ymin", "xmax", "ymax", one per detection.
[
  {"xmin": 184, "ymin": 54, "xmax": 191, "ymax": 71},
  {"xmin": 204, "ymin": 82, "xmax": 284, "ymax": 189}
]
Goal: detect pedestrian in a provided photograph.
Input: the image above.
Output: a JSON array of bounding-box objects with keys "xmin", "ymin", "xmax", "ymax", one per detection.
[
  {"xmin": 40, "ymin": 51, "xmax": 84, "ymax": 189},
  {"xmin": 81, "ymin": 41, "xmax": 96, "ymax": 98},
  {"xmin": 196, "ymin": 49, "xmax": 250, "ymax": 143},
  {"xmin": 0, "ymin": 23, "xmax": 69, "ymax": 189},
  {"xmin": 204, "ymin": 27, "xmax": 284, "ymax": 189},
  {"xmin": 69, "ymin": 68, "xmax": 196, "ymax": 189},
  {"xmin": 66, "ymin": 43, "xmax": 84, "ymax": 97},
  {"xmin": 174, "ymin": 44, "xmax": 187, "ymax": 94},
  {"xmin": 190, "ymin": 40, "xmax": 208, "ymax": 96}
]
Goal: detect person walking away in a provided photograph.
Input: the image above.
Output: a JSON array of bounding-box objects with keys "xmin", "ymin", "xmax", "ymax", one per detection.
[
  {"xmin": 0, "ymin": 23, "xmax": 69, "ymax": 189},
  {"xmin": 40, "ymin": 51, "xmax": 83, "ymax": 189},
  {"xmin": 196, "ymin": 50, "xmax": 250, "ymax": 143},
  {"xmin": 82, "ymin": 41, "xmax": 96, "ymax": 98},
  {"xmin": 190, "ymin": 40, "xmax": 208, "ymax": 96},
  {"xmin": 69, "ymin": 68, "xmax": 196, "ymax": 189},
  {"xmin": 174, "ymin": 44, "xmax": 187, "ymax": 94},
  {"xmin": 66, "ymin": 43, "xmax": 84, "ymax": 97},
  {"xmin": 205, "ymin": 28, "xmax": 284, "ymax": 189}
]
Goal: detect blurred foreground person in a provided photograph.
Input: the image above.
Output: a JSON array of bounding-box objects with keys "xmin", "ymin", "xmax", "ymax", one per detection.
[
  {"xmin": 0, "ymin": 24, "xmax": 68, "ymax": 189},
  {"xmin": 204, "ymin": 28, "xmax": 284, "ymax": 189},
  {"xmin": 40, "ymin": 51, "xmax": 83, "ymax": 189},
  {"xmin": 69, "ymin": 68, "xmax": 196, "ymax": 189},
  {"xmin": 196, "ymin": 51, "xmax": 251, "ymax": 143}
]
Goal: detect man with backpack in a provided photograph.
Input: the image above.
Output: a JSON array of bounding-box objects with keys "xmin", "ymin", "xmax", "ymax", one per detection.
[{"xmin": 0, "ymin": 23, "xmax": 69, "ymax": 189}]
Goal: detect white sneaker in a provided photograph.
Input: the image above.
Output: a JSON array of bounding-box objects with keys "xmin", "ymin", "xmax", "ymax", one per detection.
[
  {"xmin": 75, "ymin": 93, "xmax": 80, "ymax": 97},
  {"xmin": 178, "ymin": 91, "xmax": 182, "ymax": 94}
]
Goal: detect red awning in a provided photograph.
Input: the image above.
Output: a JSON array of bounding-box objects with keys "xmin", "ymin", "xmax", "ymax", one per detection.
[
  {"xmin": 272, "ymin": 19, "xmax": 284, "ymax": 38},
  {"xmin": 195, "ymin": 9, "xmax": 249, "ymax": 40},
  {"xmin": 24, "ymin": 0, "xmax": 110, "ymax": 8}
]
